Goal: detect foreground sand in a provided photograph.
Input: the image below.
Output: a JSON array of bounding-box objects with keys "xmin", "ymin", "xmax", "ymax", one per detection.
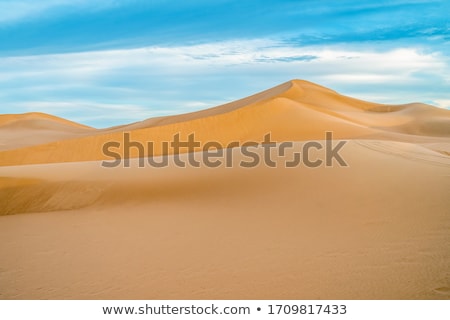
[{"xmin": 0, "ymin": 80, "xmax": 449, "ymax": 299}]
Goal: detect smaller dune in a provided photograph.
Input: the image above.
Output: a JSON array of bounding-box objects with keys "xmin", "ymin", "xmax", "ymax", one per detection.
[{"xmin": 0, "ymin": 112, "xmax": 95, "ymax": 151}]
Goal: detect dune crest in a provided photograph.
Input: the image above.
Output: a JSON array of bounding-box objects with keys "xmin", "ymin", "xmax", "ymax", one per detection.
[{"xmin": 0, "ymin": 112, "xmax": 93, "ymax": 129}]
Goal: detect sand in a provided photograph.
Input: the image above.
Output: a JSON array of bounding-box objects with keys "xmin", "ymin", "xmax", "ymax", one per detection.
[{"xmin": 0, "ymin": 80, "xmax": 449, "ymax": 299}]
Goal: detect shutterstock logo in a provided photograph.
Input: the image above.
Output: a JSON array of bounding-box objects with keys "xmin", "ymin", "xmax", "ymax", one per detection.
[{"xmin": 101, "ymin": 132, "xmax": 348, "ymax": 168}]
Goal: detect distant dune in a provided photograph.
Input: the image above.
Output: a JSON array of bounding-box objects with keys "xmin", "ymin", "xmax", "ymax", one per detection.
[
  {"xmin": 0, "ymin": 112, "xmax": 94, "ymax": 151},
  {"xmin": 0, "ymin": 80, "xmax": 449, "ymax": 299}
]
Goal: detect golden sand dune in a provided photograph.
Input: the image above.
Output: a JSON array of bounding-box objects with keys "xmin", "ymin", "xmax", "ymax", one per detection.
[
  {"xmin": 1, "ymin": 80, "xmax": 449, "ymax": 166},
  {"xmin": 0, "ymin": 112, "xmax": 94, "ymax": 151},
  {"xmin": 0, "ymin": 80, "xmax": 449, "ymax": 299},
  {"xmin": 0, "ymin": 112, "xmax": 91, "ymax": 128},
  {"xmin": 0, "ymin": 142, "xmax": 449, "ymax": 299}
]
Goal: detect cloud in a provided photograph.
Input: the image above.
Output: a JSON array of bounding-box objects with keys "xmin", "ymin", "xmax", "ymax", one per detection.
[
  {"xmin": 0, "ymin": 40, "xmax": 449, "ymax": 127},
  {"xmin": 431, "ymin": 99, "xmax": 450, "ymax": 110},
  {"xmin": 255, "ymin": 55, "xmax": 319, "ymax": 63},
  {"xmin": 0, "ymin": 0, "xmax": 448, "ymax": 60}
]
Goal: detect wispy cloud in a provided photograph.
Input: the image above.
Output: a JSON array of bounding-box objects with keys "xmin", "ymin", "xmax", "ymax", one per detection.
[
  {"xmin": 1, "ymin": 0, "xmax": 448, "ymax": 55},
  {"xmin": 1, "ymin": 40, "xmax": 449, "ymax": 127},
  {"xmin": 0, "ymin": 0, "xmax": 449, "ymax": 126}
]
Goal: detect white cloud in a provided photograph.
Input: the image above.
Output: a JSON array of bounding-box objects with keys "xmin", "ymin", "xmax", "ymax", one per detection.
[
  {"xmin": 0, "ymin": 41, "xmax": 446, "ymax": 80},
  {"xmin": 0, "ymin": 40, "xmax": 449, "ymax": 127},
  {"xmin": 432, "ymin": 99, "xmax": 450, "ymax": 109}
]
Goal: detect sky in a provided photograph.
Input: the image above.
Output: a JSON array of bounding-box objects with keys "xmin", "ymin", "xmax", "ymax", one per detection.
[{"xmin": 0, "ymin": 0, "xmax": 449, "ymax": 128}]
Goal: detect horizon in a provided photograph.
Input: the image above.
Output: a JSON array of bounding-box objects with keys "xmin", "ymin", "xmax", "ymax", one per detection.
[
  {"xmin": 0, "ymin": 0, "xmax": 449, "ymax": 127},
  {"xmin": 2, "ymin": 78, "xmax": 445, "ymax": 130}
]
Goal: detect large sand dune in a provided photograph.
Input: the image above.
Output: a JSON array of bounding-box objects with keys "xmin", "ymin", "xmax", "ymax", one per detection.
[
  {"xmin": 1, "ymin": 80, "xmax": 449, "ymax": 166},
  {"xmin": 0, "ymin": 80, "xmax": 449, "ymax": 299}
]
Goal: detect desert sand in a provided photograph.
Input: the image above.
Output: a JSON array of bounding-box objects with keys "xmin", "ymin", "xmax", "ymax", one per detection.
[{"xmin": 0, "ymin": 80, "xmax": 449, "ymax": 299}]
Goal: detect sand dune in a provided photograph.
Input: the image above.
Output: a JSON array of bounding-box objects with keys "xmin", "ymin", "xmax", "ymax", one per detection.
[
  {"xmin": 0, "ymin": 79, "xmax": 449, "ymax": 299},
  {"xmin": 0, "ymin": 112, "xmax": 94, "ymax": 151},
  {"xmin": 1, "ymin": 80, "xmax": 449, "ymax": 166}
]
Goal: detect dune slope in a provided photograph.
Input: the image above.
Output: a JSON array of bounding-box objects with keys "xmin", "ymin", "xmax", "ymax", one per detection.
[{"xmin": 0, "ymin": 141, "xmax": 449, "ymax": 299}]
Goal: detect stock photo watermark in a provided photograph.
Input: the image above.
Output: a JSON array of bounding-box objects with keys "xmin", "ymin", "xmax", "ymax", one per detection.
[{"xmin": 101, "ymin": 131, "xmax": 348, "ymax": 168}]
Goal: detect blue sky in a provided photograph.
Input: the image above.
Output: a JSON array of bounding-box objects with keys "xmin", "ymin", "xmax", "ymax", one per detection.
[{"xmin": 0, "ymin": 0, "xmax": 449, "ymax": 127}]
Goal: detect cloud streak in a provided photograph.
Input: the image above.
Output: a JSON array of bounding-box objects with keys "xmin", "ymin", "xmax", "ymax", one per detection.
[
  {"xmin": 1, "ymin": 40, "xmax": 449, "ymax": 127},
  {"xmin": 0, "ymin": 1, "xmax": 449, "ymax": 127}
]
